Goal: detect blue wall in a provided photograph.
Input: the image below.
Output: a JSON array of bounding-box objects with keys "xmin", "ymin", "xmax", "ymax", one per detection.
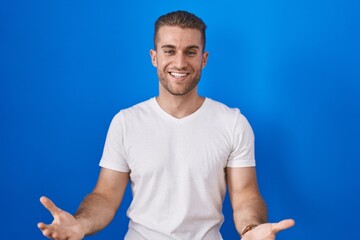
[{"xmin": 1, "ymin": 0, "xmax": 359, "ymax": 239}]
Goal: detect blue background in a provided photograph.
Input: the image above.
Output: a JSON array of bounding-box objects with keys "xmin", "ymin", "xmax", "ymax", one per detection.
[{"xmin": 1, "ymin": 0, "xmax": 359, "ymax": 239}]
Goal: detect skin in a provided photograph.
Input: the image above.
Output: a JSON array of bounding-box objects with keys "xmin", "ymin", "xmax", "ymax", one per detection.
[
  {"xmin": 227, "ymin": 167, "xmax": 295, "ymax": 239},
  {"xmin": 150, "ymin": 26, "xmax": 209, "ymax": 118},
  {"xmin": 38, "ymin": 169, "xmax": 129, "ymax": 239},
  {"xmin": 38, "ymin": 25, "xmax": 294, "ymax": 240}
]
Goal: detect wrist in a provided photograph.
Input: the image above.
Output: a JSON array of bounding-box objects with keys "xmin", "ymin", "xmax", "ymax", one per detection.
[
  {"xmin": 241, "ymin": 224, "xmax": 258, "ymax": 237},
  {"xmin": 74, "ymin": 215, "xmax": 89, "ymax": 236}
]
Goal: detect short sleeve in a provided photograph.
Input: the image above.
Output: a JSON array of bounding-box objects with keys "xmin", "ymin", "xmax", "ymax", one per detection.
[
  {"xmin": 227, "ymin": 111, "xmax": 256, "ymax": 168},
  {"xmin": 99, "ymin": 112, "xmax": 130, "ymax": 172}
]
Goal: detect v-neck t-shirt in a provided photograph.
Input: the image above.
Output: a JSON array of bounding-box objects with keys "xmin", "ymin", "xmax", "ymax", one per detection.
[{"xmin": 99, "ymin": 97, "xmax": 256, "ymax": 240}]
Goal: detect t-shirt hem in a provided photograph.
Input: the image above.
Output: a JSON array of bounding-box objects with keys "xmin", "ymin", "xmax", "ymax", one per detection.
[
  {"xmin": 99, "ymin": 160, "xmax": 130, "ymax": 172},
  {"xmin": 226, "ymin": 159, "xmax": 256, "ymax": 168}
]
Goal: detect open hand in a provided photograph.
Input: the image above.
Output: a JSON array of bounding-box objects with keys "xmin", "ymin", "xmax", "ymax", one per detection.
[
  {"xmin": 242, "ymin": 219, "xmax": 295, "ymax": 240},
  {"xmin": 37, "ymin": 196, "xmax": 85, "ymax": 240}
]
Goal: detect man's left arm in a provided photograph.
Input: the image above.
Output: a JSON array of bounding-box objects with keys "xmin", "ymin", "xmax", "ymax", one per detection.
[{"xmin": 226, "ymin": 167, "xmax": 294, "ymax": 239}]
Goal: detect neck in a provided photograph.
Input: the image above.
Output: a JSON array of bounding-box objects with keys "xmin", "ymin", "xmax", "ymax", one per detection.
[{"xmin": 156, "ymin": 89, "xmax": 205, "ymax": 119}]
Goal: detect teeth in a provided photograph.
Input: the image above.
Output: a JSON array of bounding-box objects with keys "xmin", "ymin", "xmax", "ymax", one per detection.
[{"xmin": 170, "ymin": 72, "xmax": 187, "ymax": 78}]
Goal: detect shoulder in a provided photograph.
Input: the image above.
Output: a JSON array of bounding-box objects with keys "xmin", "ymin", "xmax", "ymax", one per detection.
[
  {"xmin": 205, "ymin": 98, "xmax": 253, "ymax": 129},
  {"xmin": 205, "ymin": 98, "xmax": 242, "ymax": 118},
  {"xmin": 113, "ymin": 98, "xmax": 155, "ymax": 120}
]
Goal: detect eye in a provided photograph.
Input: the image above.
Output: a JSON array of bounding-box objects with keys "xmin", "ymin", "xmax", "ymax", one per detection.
[
  {"xmin": 164, "ymin": 50, "xmax": 175, "ymax": 55},
  {"xmin": 186, "ymin": 51, "xmax": 197, "ymax": 56}
]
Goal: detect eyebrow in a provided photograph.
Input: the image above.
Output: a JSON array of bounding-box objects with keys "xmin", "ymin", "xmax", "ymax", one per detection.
[{"xmin": 161, "ymin": 45, "xmax": 200, "ymax": 50}]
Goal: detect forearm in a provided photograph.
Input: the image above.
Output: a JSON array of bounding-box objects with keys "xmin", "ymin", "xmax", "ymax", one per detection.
[
  {"xmin": 74, "ymin": 192, "xmax": 118, "ymax": 236},
  {"xmin": 233, "ymin": 195, "xmax": 268, "ymax": 236}
]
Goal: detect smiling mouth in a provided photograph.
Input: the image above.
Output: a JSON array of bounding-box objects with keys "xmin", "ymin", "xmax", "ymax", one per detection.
[{"xmin": 169, "ymin": 72, "xmax": 189, "ymax": 79}]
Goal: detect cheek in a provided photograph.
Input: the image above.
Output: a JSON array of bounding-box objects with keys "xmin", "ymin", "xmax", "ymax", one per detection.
[
  {"xmin": 159, "ymin": 60, "xmax": 172, "ymax": 71},
  {"xmin": 192, "ymin": 56, "xmax": 205, "ymax": 68},
  {"xmin": 194, "ymin": 60, "xmax": 205, "ymax": 71}
]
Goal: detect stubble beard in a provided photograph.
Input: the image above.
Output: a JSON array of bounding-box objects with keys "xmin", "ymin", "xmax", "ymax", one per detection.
[{"xmin": 158, "ymin": 70, "xmax": 202, "ymax": 96}]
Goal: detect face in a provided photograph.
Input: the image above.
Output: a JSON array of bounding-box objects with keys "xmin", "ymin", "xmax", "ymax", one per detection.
[{"xmin": 150, "ymin": 26, "xmax": 208, "ymax": 96}]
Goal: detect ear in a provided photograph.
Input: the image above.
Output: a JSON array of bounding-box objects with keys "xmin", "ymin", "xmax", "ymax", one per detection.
[
  {"xmin": 150, "ymin": 49, "xmax": 157, "ymax": 67},
  {"xmin": 201, "ymin": 51, "xmax": 209, "ymax": 69}
]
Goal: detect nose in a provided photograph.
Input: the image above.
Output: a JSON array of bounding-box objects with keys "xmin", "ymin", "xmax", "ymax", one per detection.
[{"xmin": 173, "ymin": 53, "xmax": 187, "ymax": 69}]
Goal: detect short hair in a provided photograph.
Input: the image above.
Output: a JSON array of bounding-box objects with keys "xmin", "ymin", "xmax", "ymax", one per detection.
[{"xmin": 154, "ymin": 10, "xmax": 207, "ymax": 51}]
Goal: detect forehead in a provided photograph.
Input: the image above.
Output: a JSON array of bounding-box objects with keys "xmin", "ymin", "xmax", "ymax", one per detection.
[{"xmin": 156, "ymin": 26, "xmax": 203, "ymax": 49}]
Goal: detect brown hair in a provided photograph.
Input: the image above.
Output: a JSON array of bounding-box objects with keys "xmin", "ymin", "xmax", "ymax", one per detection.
[{"xmin": 154, "ymin": 10, "xmax": 207, "ymax": 51}]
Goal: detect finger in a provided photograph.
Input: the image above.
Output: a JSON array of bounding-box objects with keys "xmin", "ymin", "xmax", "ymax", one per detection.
[
  {"xmin": 272, "ymin": 219, "xmax": 295, "ymax": 233},
  {"xmin": 37, "ymin": 222, "xmax": 47, "ymax": 230},
  {"xmin": 42, "ymin": 229, "xmax": 53, "ymax": 238},
  {"xmin": 38, "ymin": 223, "xmax": 56, "ymax": 238},
  {"xmin": 44, "ymin": 229, "xmax": 60, "ymax": 240},
  {"xmin": 38, "ymin": 222, "xmax": 56, "ymax": 232},
  {"xmin": 44, "ymin": 227, "xmax": 63, "ymax": 240},
  {"xmin": 40, "ymin": 196, "xmax": 62, "ymax": 217}
]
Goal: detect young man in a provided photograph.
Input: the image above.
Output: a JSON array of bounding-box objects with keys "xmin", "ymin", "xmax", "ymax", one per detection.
[{"xmin": 38, "ymin": 11, "xmax": 294, "ymax": 240}]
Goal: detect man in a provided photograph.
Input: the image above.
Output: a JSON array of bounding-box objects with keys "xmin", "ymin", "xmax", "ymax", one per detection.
[{"xmin": 38, "ymin": 10, "xmax": 294, "ymax": 240}]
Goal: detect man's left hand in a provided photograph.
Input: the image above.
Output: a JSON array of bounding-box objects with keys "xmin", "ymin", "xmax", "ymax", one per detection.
[{"xmin": 242, "ymin": 219, "xmax": 295, "ymax": 240}]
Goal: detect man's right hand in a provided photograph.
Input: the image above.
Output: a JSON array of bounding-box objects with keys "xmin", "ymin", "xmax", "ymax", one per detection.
[{"xmin": 37, "ymin": 196, "xmax": 86, "ymax": 240}]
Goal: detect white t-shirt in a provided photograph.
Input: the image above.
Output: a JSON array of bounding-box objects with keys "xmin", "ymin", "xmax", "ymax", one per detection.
[{"xmin": 99, "ymin": 97, "xmax": 256, "ymax": 240}]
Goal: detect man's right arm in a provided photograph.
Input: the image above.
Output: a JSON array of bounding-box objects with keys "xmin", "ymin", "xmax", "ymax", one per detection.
[
  {"xmin": 38, "ymin": 168, "xmax": 129, "ymax": 239},
  {"xmin": 74, "ymin": 168, "xmax": 129, "ymax": 236}
]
